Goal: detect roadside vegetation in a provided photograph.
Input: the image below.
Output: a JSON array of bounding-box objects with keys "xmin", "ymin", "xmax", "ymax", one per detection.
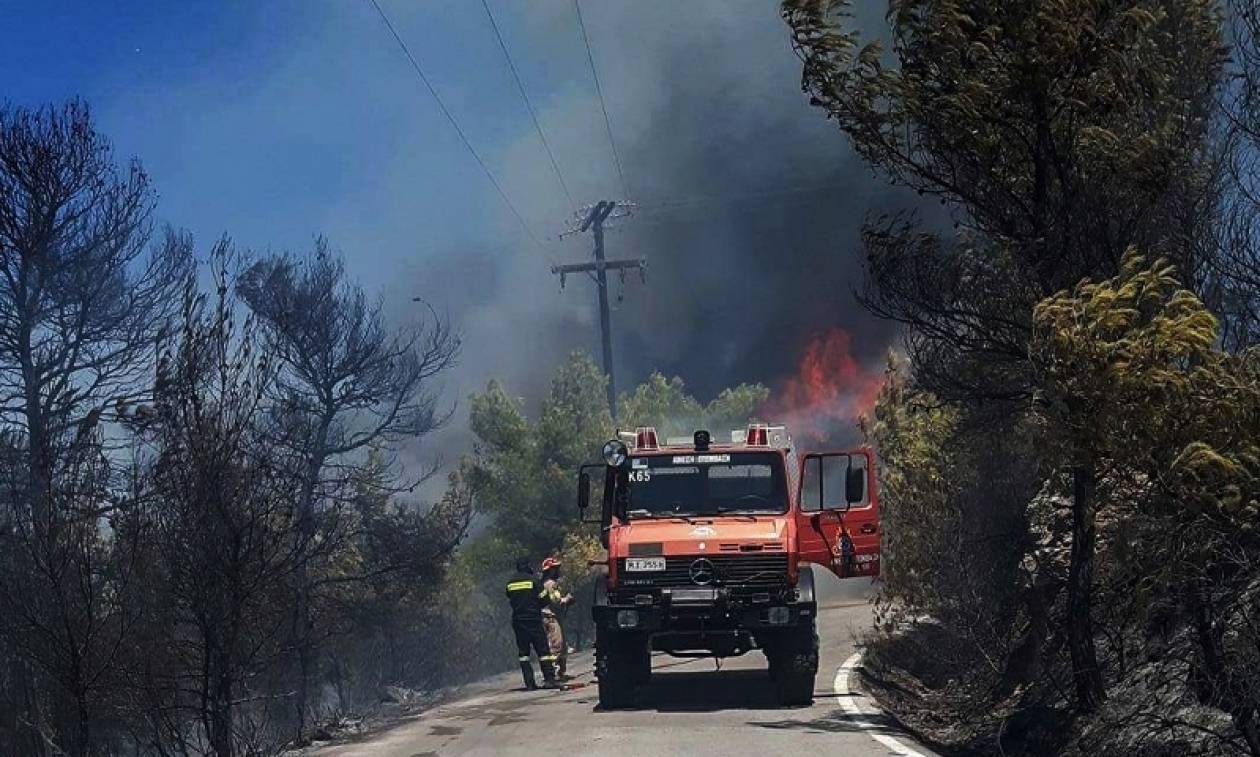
[{"xmin": 784, "ymin": 0, "xmax": 1260, "ymax": 753}]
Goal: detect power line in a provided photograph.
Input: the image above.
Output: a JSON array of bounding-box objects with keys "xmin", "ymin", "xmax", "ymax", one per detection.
[
  {"xmin": 624, "ymin": 183, "xmax": 870, "ymax": 233},
  {"xmin": 573, "ymin": 0, "xmax": 631, "ymax": 200},
  {"xmin": 480, "ymin": 0, "xmax": 575, "ymax": 211},
  {"xmin": 643, "ymin": 182, "xmax": 860, "ymax": 214},
  {"xmin": 368, "ymin": 0, "xmax": 541, "ymax": 247},
  {"xmin": 542, "ymin": 184, "xmax": 861, "ymax": 238}
]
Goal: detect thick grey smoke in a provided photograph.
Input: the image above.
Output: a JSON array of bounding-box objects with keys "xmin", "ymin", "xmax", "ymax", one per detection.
[{"xmin": 405, "ymin": 0, "xmax": 915, "ymax": 436}]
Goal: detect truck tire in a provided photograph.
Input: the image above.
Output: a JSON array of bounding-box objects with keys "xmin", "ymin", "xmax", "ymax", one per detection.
[
  {"xmin": 768, "ymin": 621, "xmax": 818, "ymax": 706},
  {"xmin": 596, "ymin": 630, "xmax": 643, "ymax": 709}
]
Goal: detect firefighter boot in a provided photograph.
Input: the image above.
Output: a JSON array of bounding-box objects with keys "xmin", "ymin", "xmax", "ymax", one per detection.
[
  {"xmin": 540, "ymin": 658, "xmax": 559, "ymax": 688},
  {"xmin": 519, "ymin": 659, "xmax": 538, "ymax": 690}
]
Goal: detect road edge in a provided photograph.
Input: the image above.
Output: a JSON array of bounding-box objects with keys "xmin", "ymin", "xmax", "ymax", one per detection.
[{"xmin": 834, "ymin": 652, "xmax": 937, "ymax": 757}]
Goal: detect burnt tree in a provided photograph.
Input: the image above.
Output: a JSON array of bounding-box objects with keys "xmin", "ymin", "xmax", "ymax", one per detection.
[
  {"xmin": 237, "ymin": 241, "xmax": 459, "ymax": 739},
  {"xmin": 0, "ymin": 100, "xmax": 188, "ymax": 756}
]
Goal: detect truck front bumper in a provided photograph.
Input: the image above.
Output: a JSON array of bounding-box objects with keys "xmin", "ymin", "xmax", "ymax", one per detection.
[{"xmin": 593, "ymin": 587, "xmax": 815, "ymax": 633}]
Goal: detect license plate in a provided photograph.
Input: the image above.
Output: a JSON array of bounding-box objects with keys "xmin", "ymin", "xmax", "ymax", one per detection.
[{"xmin": 625, "ymin": 557, "xmax": 665, "ymax": 572}]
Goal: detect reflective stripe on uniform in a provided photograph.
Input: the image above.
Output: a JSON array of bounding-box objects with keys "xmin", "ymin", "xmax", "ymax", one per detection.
[
  {"xmin": 518, "ymin": 655, "xmax": 531, "ymax": 662},
  {"xmin": 539, "ymin": 655, "xmax": 557, "ymax": 661},
  {"xmin": 507, "ymin": 580, "xmax": 534, "ymax": 592}
]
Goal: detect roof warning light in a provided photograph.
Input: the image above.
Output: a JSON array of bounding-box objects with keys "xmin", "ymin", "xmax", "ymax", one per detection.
[
  {"xmin": 737, "ymin": 423, "xmax": 790, "ymax": 448},
  {"xmin": 635, "ymin": 427, "xmax": 659, "ymax": 451}
]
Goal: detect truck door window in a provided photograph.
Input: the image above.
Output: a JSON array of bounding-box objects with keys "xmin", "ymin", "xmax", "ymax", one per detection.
[{"xmin": 800, "ymin": 453, "xmax": 869, "ymax": 512}]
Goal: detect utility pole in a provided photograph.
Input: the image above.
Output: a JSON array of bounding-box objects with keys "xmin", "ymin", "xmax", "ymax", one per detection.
[{"xmin": 552, "ymin": 200, "xmax": 644, "ymax": 417}]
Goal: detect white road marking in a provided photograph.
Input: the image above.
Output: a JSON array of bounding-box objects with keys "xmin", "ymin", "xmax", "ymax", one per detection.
[{"xmin": 834, "ymin": 653, "xmax": 933, "ymax": 757}]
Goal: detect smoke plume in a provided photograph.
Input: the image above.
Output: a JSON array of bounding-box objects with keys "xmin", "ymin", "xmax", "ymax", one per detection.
[{"xmin": 411, "ymin": 0, "xmax": 917, "ymax": 448}]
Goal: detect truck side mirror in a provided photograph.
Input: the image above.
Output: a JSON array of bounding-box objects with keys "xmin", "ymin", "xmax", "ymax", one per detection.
[
  {"xmin": 845, "ymin": 462, "xmax": 865, "ymax": 505},
  {"xmin": 577, "ymin": 471, "xmax": 591, "ymax": 513},
  {"xmin": 577, "ymin": 464, "xmax": 604, "ymax": 525}
]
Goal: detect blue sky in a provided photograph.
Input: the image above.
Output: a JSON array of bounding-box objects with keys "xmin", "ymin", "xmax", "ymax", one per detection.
[{"xmin": 0, "ymin": 1, "xmax": 595, "ymax": 286}]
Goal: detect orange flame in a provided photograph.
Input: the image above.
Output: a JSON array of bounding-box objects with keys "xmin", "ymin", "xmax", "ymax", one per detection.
[{"xmin": 761, "ymin": 328, "xmax": 882, "ymax": 443}]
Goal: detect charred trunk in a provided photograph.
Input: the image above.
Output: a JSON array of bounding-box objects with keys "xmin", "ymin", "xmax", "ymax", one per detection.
[
  {"xmin": 1067, "ymin": 460, "xmax": 1106, "ymax": 712},
  {"xmin": 998, "ymin": 574, "xmax": 1061, "ymax": 697},
  {"xmin": 207, "ymin": 675, "xmax": 235, "ymax": 757},
  {"xmin": 292, "ymin": 424, "xmax": 330, "ymax": 743},
  {"xmin": 73, "ymin": 691, "xmax": 91, "ymax": 757}
]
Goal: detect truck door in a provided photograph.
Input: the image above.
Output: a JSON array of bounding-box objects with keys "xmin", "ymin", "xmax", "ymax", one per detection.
[{"xmin": 795, "ymin": 448, "xmax": 880, "ymax": 578}]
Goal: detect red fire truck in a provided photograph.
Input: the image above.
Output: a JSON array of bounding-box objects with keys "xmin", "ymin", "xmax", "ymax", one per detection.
[{"xmin": 576, "ymin": 423, "xmax": 879, "ymax": 708}]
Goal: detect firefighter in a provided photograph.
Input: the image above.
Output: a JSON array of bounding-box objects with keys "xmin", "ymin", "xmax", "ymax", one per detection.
[
  {"xmin": 540, "ymin": 556, "xmax": 574, "ymax": 679},
  {"xmin": 505, "ymin": 557, "xmax": 558, "ymax": 690}
]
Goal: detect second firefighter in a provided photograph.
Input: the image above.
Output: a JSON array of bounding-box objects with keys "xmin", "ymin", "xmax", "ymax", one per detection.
[{"xmin": 539, "ymin": 556, "xmax": 574, "ymax": 679}]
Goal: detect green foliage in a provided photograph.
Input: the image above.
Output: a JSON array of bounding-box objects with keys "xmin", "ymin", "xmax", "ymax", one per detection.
[
  {"xmin": 871, "ymin": 354, "xmax": 962, "ymax": 622},
  {"xmin": 467, "ymin": 354, "xmax": 612, "ymax": 560},
  {"xmin": 617, "ymin": 373, "xmax": 704, "ymax": 437},
  {"xmin": 1034, "ymin": 250, "xmax": 1260, "ymax": 529},
  {"xmin": 617, "ymin": 372, "xmax": 769, "ymax": 439},
  {"xmin": 704, "ymin": 383, "xmax": 772, "ymax": 432}
]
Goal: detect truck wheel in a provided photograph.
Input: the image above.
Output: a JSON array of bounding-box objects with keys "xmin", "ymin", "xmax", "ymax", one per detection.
[
  {"xmin": 596, "ymin": 631, "xmax": 641, "ymax": 709},
  {"xmin": 769, "ymin": 621, "xmax": 818, "ymax": 706}
]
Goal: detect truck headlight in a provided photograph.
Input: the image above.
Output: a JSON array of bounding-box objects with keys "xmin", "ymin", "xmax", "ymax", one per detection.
[
  {"xmin": 616, "ymin": 610, "xmax": 639, "ymax": 629},
  {"xmin": 767, "ymin": 606, "xmax": 791, "ymax": 625},
  {"xmin": 603, "ymin": 439, "xmax": 629, "ymax": 467}
]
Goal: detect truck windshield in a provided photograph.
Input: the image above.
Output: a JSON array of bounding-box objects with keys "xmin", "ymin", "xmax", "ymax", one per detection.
[{"xmin": 624, "ymin": 451, "xmax": 788, "ymax": 517}]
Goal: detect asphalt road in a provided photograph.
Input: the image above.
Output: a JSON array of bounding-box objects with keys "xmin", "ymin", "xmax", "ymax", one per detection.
[{"xmin": 313, "ymin": 574, "xmax": 937, "ymax": 757}]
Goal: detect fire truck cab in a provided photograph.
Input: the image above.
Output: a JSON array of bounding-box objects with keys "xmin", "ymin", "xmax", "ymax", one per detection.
[{"xmin": 576, "ymin": 424, "xmax": 879, "ymax": 709}]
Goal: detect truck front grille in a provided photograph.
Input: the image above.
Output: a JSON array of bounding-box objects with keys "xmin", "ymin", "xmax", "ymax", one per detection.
[{"xmin": 616, "ymin": 554, "xmax": 788, "ymax": 589}]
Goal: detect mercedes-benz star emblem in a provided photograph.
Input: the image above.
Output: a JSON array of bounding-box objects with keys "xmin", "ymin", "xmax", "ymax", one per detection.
[{"xmin": 688, "ymin": 558, "xmax": 716, "ymax": 586}]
